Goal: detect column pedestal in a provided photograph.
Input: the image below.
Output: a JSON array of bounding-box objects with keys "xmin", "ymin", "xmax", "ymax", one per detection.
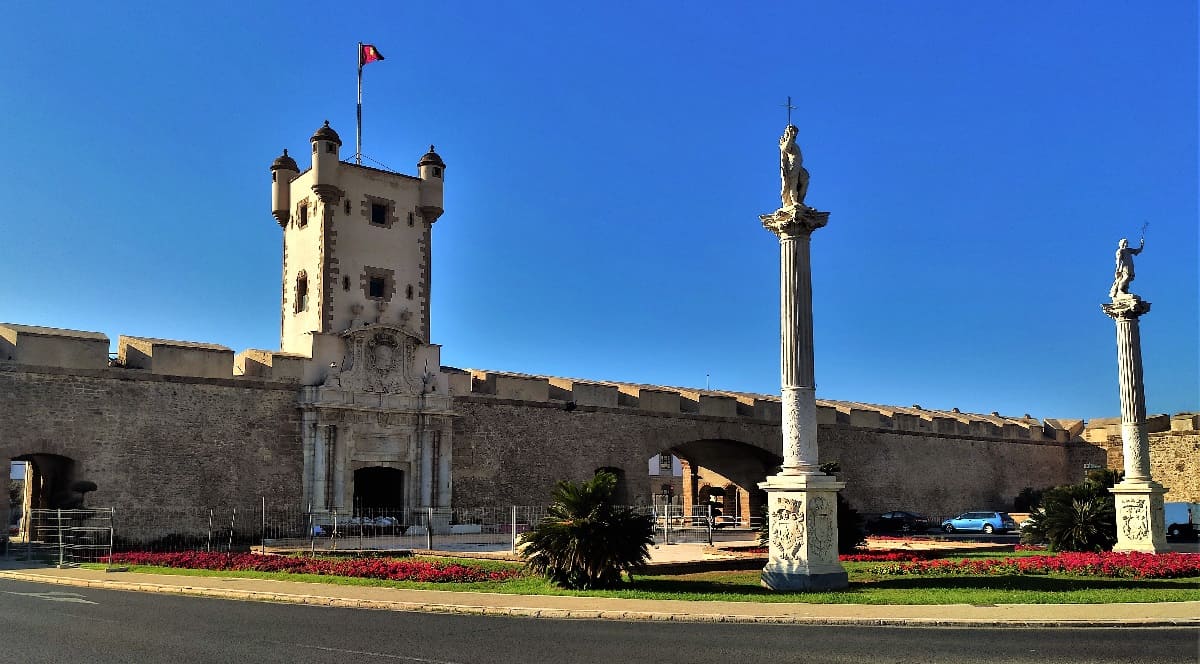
[
  {"xmin": 1110, "ymin": 480, "xmax": 1168, "ymax": 553},
  {"xmin": 759, "ymin": 473, "xmax": 848, "ymax": 590}
]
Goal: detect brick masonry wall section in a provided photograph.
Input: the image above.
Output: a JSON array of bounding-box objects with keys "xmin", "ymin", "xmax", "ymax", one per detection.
[
  {"xmin": 822, "ymin": 426, "xmax": 1105, "ymax": 518},
  {"xmin": 1092, "ymin": 431, "xmax": 1200, "ymax": 502},
  {"xmin": 449, "ymin": 396, "xmax": 1108, "ymax": 518},
  {"xmin": 0, "ymin": 364, "xmax": 303, "ymax": 542}
]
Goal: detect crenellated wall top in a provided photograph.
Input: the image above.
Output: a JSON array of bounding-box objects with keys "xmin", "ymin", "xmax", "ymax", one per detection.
[{"xmin": 450, "ymin": 367, "xmax": 1119, "ymax": 443}]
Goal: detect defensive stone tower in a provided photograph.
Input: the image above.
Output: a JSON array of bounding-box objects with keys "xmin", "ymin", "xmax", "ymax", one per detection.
[
  {"xmin": 269, "ymin": 122, "xmax": 455, "ymax": 514},
  {"xmin": 270, "ymin": 121, "xmax": 447, "ymax": 382}
]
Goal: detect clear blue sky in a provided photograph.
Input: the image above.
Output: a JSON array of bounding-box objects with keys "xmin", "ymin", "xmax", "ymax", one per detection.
[{"xmin": 1, "ymin": 2, "xmax": 1195, "ymax": 421}]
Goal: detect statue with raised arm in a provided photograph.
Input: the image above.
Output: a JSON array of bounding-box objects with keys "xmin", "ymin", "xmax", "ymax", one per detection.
[
  {"xmin": 779, "ymin": 124, "xmax": 810, "ymax": 208},
  {"xmin": 1109, "ymin": 236, "xmax": 1145, "ymax": 298}
]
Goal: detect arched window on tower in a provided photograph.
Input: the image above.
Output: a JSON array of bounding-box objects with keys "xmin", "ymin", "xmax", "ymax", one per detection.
[{"xmin": 295, "ymin": 271, "xmax": 309, "ymax": 313}]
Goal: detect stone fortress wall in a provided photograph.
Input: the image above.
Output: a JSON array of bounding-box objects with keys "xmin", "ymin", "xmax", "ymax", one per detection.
[
  {"xmin": 449, "ymin": 368, "xmax": 1109, "ymax": 519},
  {"xmin": 1083, "ymin": 414, "xmax": 1200, "ymax": 502},
  {"xmin": 2, "ymin": 322, "xmax": 1193, "ymax": 540},
  {"xmin": 0, "ymin": 324, "xmax": 305, "ymax": 541}
]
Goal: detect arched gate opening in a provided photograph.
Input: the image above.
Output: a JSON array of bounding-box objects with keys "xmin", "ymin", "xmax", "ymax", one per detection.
[{"xmin": 352, "ymin": 466, "xmax": 404, "ymax": 515}]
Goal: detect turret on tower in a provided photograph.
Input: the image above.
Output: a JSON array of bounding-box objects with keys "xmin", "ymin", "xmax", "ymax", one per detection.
[
  {"xmin": 417, "ymin": 145, "xmax": 445, "ymax": 223},
  {"xmin": 270, "ymin": 149, "xmax": 299, "ymax": 226},
  {"xmin": 310, "ymin": 120, "xmax": 343, "ymax": 203}
]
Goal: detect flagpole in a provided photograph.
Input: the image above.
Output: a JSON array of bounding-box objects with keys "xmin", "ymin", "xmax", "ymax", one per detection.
[{"xmin": 356, "ymin": 42, "xmax": 363, "ymax": 165}]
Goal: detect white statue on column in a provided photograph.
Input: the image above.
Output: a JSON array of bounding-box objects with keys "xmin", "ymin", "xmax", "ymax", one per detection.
[
  {"xmin": 779, "ymin": 124, "xmax": 810, "ymax": 209},
  {"xmin": 1109, "ymin": 237, "xmax": 1144, "ymax": 298}
]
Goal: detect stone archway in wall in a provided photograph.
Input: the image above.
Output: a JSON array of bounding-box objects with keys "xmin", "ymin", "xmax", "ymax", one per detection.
[
  {"xmin": 595, "ymin": 466, "xmax": 629, "ymax": 505},
  {"xmin": 352, "ymin": 466, "xmax": 405, "ymax": 516},
  {"xmin": 7, "ymin": 453, "xmax": 88, "ymax": 541},
  {"xmin": 670, "ymin": 439, "xmax": 780, "ymax": 527},
  {"xmin": 11, "ymin": 454, "xmax": 80, "ymax": 510}
]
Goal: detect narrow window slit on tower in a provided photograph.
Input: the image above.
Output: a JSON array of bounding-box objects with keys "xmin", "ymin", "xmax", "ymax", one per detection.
[
  {"xmin": 342, "ymin": 275, "xmax": 350, "ymax": 291},
  {"xmin": 344, "ymin": 200, "xmax": 351, "ymax": 215},
  {"xmin": 407, "ymin": 212, "xmax": 414, "ymax": 227},
  {"xmin": 298, "ymin": 204, "xmax": 308, "ymax": 228},
  {"xmin": 406, "ymin": 284, "xmax": 414, "ymax": 300},
  {"xmin": 296, "ymin": 274, "xmax": 309, "ymax": 312}
]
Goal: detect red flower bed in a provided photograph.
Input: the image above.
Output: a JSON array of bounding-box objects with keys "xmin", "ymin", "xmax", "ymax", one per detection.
[
  {"xmin": 106, "ymin": 551, "xmax": 522, "ymax": 583},
  {"xmin": 876, "ymin": 551, "xmax": 1200, "ymax": 579}
]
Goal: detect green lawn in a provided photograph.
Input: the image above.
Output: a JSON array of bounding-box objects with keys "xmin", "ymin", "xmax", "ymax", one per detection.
[{"xmin": 84, "ymin": 554, "xmax": 1200, "ymax": 605}]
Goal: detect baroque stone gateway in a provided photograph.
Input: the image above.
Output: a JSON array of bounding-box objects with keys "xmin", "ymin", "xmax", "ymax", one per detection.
[{"xmin": 1, "ymin": 121, "xmax": 1196, "ymax": 543}]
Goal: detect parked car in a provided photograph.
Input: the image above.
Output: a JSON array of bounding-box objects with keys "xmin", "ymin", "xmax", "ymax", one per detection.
[
  {"xmin": 866, "ymin": 511, "xmax": 931, "ymax": 534},
  {"xmin": 941, "ymin": 511, "xmax": 1016, "ymax": 534},
  {"xmin": 1164, "ymin": 502, "xmax": 1199, "ymax": 540}
]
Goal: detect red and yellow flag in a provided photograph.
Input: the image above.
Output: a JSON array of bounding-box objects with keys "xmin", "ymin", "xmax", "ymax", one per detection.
[{"xmin": 360, "ymin": 44, "xmax": 384, "ymax": 67}]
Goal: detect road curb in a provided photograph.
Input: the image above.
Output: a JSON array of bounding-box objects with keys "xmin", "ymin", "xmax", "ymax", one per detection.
[{"xmin": 1, "ymin": 570, "xmax": 1196, "ymax": 628}]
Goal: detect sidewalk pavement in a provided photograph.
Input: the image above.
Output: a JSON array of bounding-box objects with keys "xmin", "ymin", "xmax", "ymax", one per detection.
[{"xmin": 1, "ymin": 556, "xmax": 1196, "ymax": 628}]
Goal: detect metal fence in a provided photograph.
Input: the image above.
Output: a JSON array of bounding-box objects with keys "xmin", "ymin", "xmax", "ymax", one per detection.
[
  {"xmin": 260, "ymin": 505, "xmax": 551, "ymax": 554},
  {"xmin": 4, "ymin": 502, "xmax": 763, "ymax": 560},
  {"xmin": 643, "ymin": 501, "xmax": 763, "ymax": 546},
  {"xmin": 8, "ymin": 508, "xmax": 116, "ymax": 568}
]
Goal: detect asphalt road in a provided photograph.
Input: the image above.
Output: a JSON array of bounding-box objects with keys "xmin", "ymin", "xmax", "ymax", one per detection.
[{"xmin": 1, "ymin": 578, "xmax": 1196, "ymax": 664}]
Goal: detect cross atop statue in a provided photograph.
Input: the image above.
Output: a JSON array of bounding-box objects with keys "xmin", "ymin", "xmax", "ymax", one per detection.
[{"xmin": 781, "ymin": 95, "xmax": 797, "ymax": 126}]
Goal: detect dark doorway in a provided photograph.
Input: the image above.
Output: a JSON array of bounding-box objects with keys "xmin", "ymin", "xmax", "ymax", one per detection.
[
  {"xmin": 595, "ymin": 466, "xmax": 629, "ymax": 505},
  {"xmin": 11, "ymin": 454, "xmax": 78, "ymax": 511},
  {"xmin": 352, "ymin": 466, "xmax": 404, "ymax": 515}
]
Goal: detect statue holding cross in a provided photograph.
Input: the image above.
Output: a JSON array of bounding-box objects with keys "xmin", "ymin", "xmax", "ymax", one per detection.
[
  {"xmin": 776, "ymin": 96, "xmax": 810, "ymax": 208},
  {"xmin": 779, "ymin": 123, "xmax": 809, "ymax": 209}
]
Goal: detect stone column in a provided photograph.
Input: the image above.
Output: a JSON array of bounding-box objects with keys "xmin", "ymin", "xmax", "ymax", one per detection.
[
  {"xmin": 1102, "ymin": 294, "xmax": 1168, "ymax": 553},
  {"xmin": 419, "ymin": 427, "xmax": 433, "ymax": 508},
  {"xmin": 758, "ymin": 203, "xmax": 847, "ymax": 591},
  {"xmin": 436, "ymin": 425, "xmax": 453, "ymax": 508}
]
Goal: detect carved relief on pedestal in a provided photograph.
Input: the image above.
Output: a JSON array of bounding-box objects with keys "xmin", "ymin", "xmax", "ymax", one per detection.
[
  {"xmin": 807, "ymin": 495, "xmax": 834, "ymax": 559},
  {"xmin": 1120, "ymin": 499, "xmax": 1150, "ymax": 540},
  {"xmin": 770, "ymin": 498, "xmax": 806, "ymax": 561}
]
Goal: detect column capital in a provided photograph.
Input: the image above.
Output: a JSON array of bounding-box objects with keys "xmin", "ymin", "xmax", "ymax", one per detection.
[
  {"xmin": 761, "ymin": 205, "xmax": 829, "ymax": 238},
  {"xmin": 1102, "ymin": 294, "xmax": 1151, "ymax": 320}
]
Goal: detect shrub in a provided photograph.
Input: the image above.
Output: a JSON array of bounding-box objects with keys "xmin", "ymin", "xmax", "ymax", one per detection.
[
  {"xmin": 1021, "ymin": 470, "xmax": 1119, "ymax": 552},
  {"xmin": 519, "ymin": 471, "xmax": 654, "ymax": 589}
]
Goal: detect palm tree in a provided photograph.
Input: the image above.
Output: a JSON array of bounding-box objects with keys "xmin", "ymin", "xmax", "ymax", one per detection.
[
  {"xmin": 1021, "ymin": 471, "xmax": 1118, "ymax": 552},
  {"xmin": 520, "ymin": 471, "xmax": 654, "ymax": 589}
]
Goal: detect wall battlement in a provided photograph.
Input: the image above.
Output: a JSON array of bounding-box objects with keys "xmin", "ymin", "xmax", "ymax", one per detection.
[
  {"xmin": 454, "ymin": 368, "xmax": 1095, "ymax": 444},
  {"xmin": 1, "ymin": 323, "xmax": 304, "ymax": 383},
  {"xmin": 6, "ymin": 323, "xmax": 1188, "ymax": 447}
]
